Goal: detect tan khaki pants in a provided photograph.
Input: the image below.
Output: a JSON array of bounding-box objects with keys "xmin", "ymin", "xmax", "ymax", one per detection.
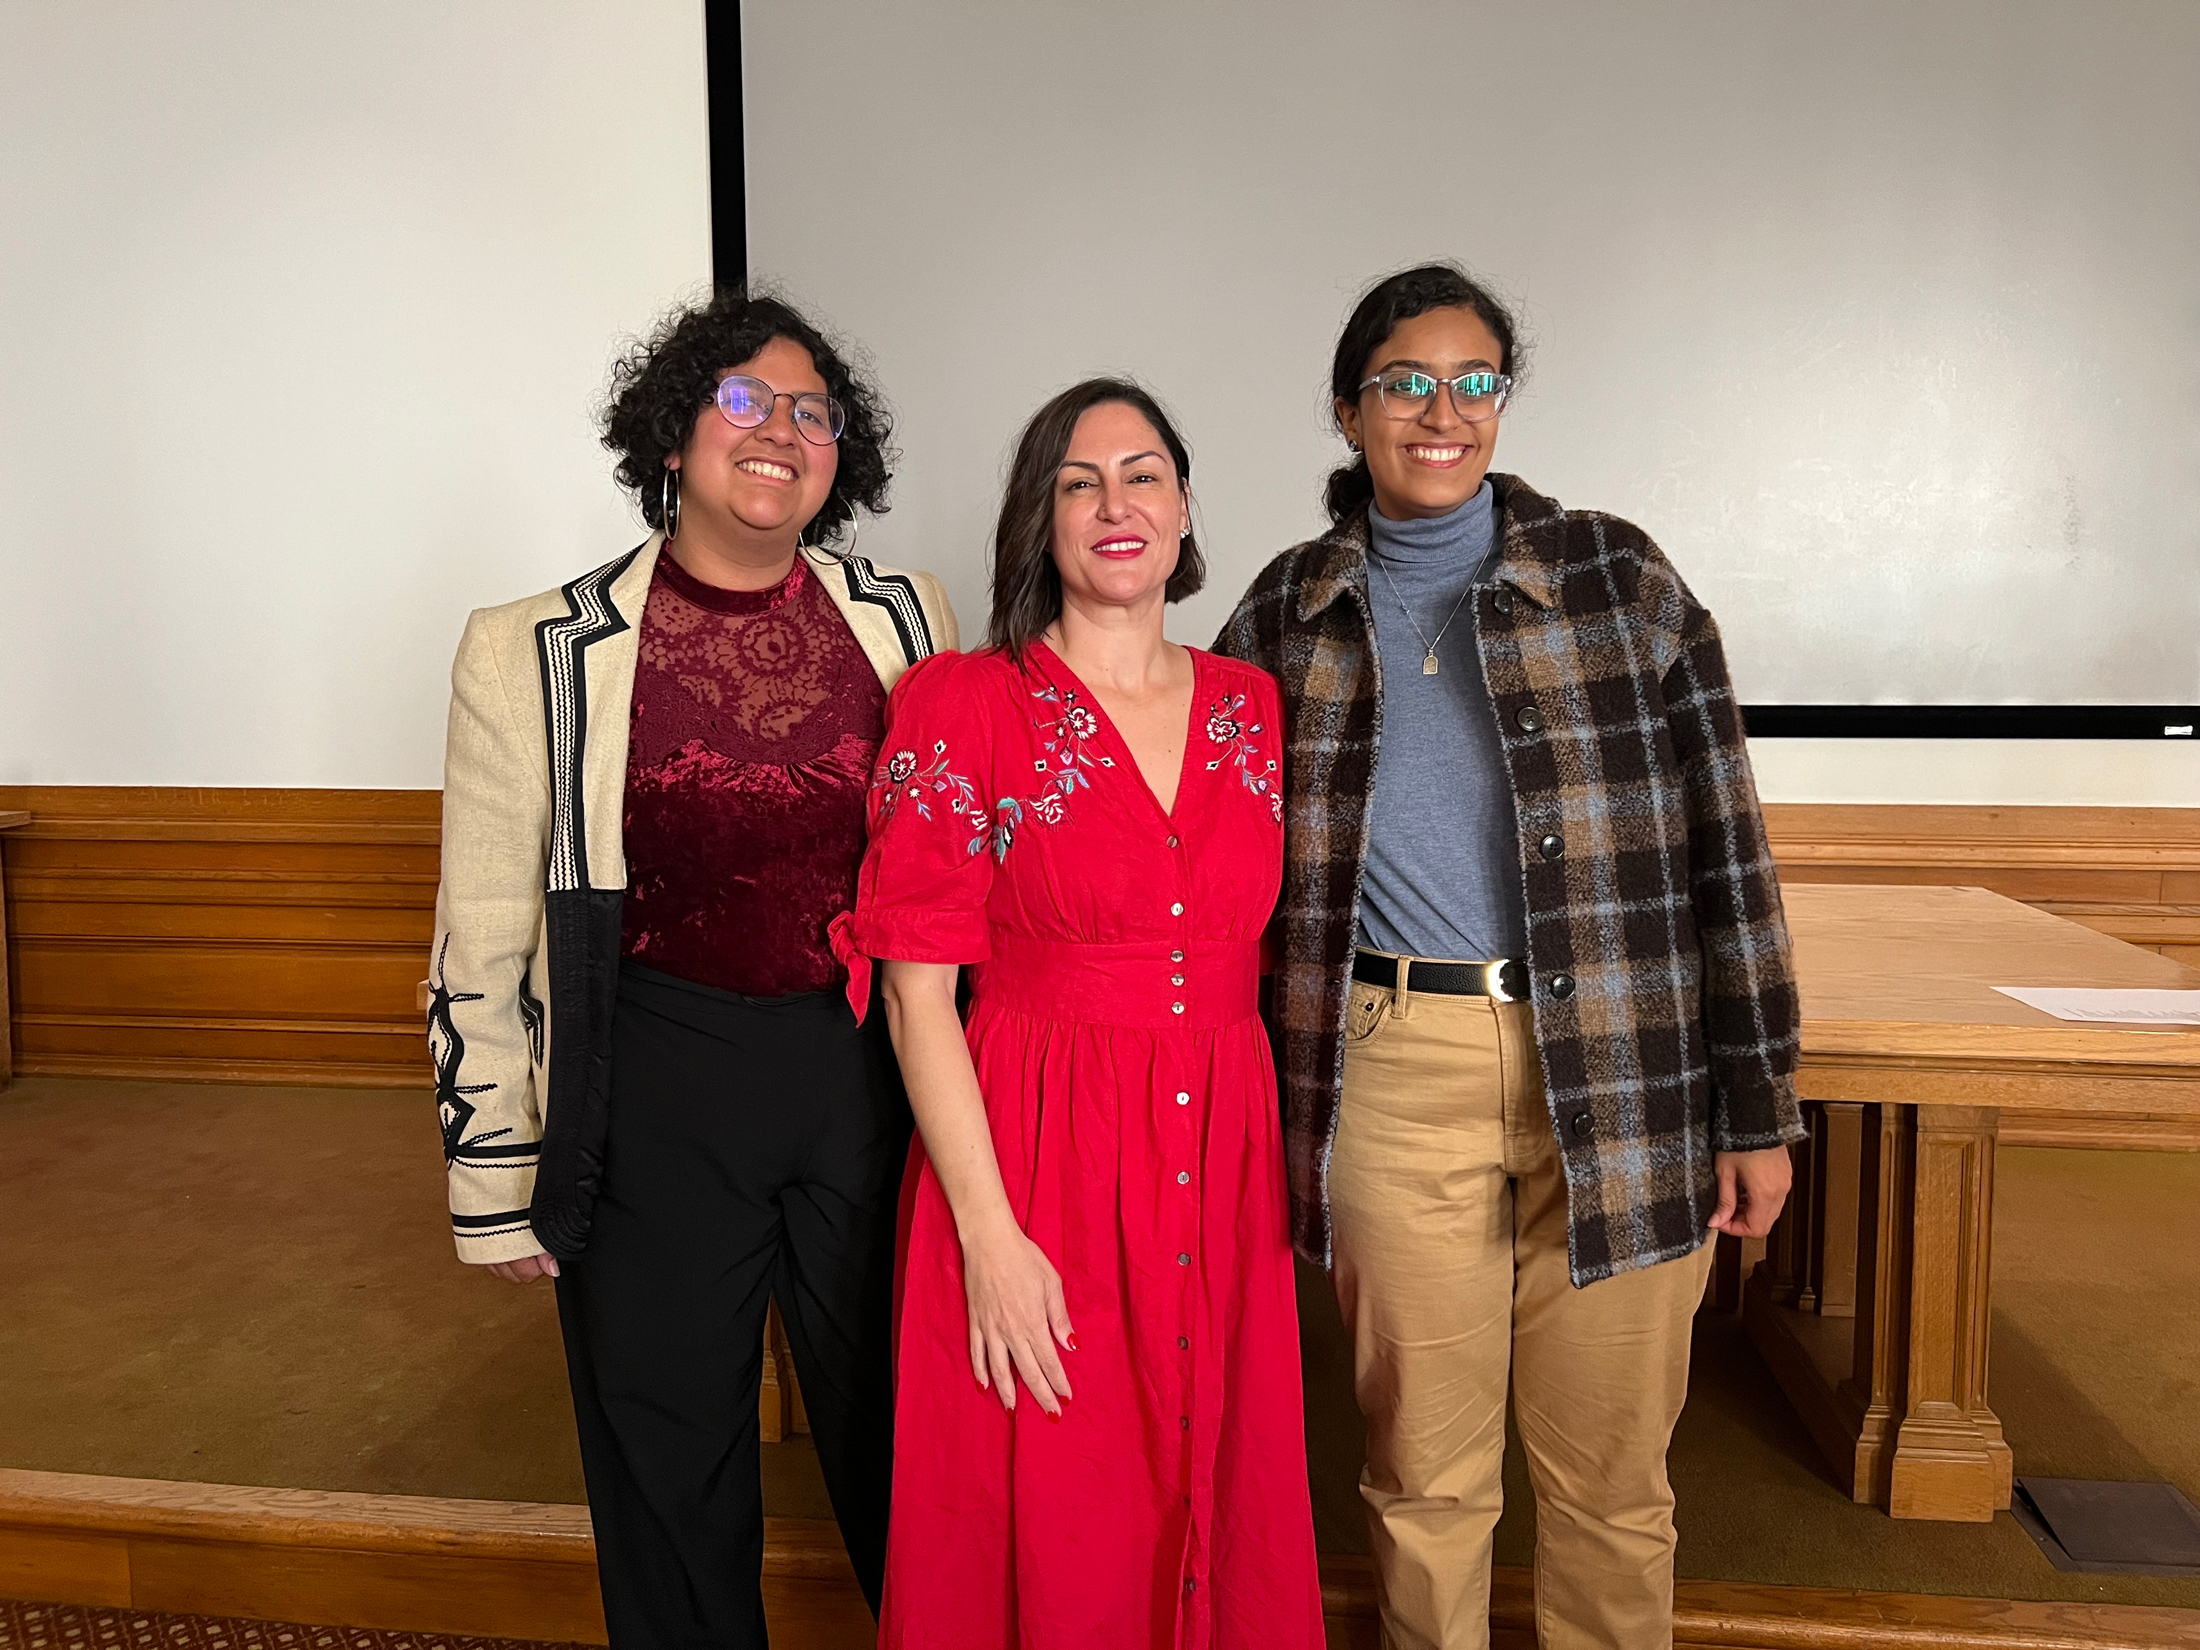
[{"xmin": 1330, "ymin": 968, "xmax": 1713, "ymax": 1650}]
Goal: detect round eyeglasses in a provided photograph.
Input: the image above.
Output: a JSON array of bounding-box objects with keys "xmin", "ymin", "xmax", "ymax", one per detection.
[
  {"xmin": 714, "ymin": 375, "xmax": 845, "ymax": 444},
  {"xmin": 1359, "ymin": 368, "xmax": 1513, "ymax": 424}
]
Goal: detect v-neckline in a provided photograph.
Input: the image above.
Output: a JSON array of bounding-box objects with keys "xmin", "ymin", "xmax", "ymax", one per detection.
[{"xmin": 1033, "ymin": 639, "xmax": 1202, "ymax": 825}]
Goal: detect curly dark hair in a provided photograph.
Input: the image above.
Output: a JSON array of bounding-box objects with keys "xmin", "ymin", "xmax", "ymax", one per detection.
[
  {"xmin": 1325, "ymin": 262, "xmax": 1524, "ymax": 523},
  {"xmin": 986, "ymin": 378, "xmax": 1205, "ymax": 662},
  {"xmin": 600, "ymin": 287, "xmax": 894, "ymax": 548}
]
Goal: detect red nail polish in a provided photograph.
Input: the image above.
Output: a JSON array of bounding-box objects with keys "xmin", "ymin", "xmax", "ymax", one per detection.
[
  {"xmin": 1066, "ymin": 1333, "xmax": 1080, "ymax": 1352},
  {"xmin": 1047, "ymin": 1409, "xmax": 1061, "ymax": 1423}
]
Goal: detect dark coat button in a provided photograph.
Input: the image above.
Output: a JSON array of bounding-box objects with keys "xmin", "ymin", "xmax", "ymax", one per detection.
[
  {"xmin": 1570, "ymin": 1111, "xmax": 1594, "ymax": 1138},
  {"xmin": 1538, "ymin": 833, "xmax": 1565, "ymax": 860},
  {"xmin": 1548, "ymin": 973, "xmax": 1576, "ymax": 1000},
  {"xmin": 1516, "ymin": 705, "xmax": 1544, "ymax": 733},
  {"xmin": 1492, "ymin": 588, "xmax": 1515, "ymax": 616}
]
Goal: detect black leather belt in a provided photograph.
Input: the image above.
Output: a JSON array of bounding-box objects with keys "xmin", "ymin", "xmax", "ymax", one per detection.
[{"xmin": 1352, "ymin": 951, "xmax": 1530, "ymax": 1003}]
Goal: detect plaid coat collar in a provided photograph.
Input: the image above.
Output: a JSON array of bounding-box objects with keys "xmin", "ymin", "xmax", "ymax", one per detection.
[
  {"xmin": 1216, "ymin": 474, "xmax": 1802, "ymax": 1285},
  {"xmin": 1293, "ymin": 479, "xmax": 1570, "ymax": 626}
]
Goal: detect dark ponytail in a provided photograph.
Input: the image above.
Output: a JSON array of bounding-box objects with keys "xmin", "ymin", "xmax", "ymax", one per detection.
[{"xmin": 1324, "ymin": 263, "xmax": 1522, "ymax": 523}]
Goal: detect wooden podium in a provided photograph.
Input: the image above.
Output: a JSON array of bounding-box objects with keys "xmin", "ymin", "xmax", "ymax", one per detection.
[{"xmin": 1750, "ymin": 884, "xmax": 2200, "ymax": 1521}]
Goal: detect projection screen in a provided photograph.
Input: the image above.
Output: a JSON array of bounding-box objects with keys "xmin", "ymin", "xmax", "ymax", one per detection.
[{"xmin": 742, "ymin": 0, "xmax": 2200, "ymax": 717}]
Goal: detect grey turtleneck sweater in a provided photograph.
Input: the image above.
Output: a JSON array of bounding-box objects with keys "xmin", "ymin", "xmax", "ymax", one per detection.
[{"xmin": 1355, "ymin": 481, "xmax": 1528, "ymax": 962}]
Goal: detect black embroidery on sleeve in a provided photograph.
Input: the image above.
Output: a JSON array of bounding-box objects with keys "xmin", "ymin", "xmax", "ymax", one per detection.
[
  {"xmin": 518, "ymin": 977, "xmax": 546, "ymax": 1066},
  {"xmin": 427, "ymin": 934, "xmax": 500, "ymax": 1165}
]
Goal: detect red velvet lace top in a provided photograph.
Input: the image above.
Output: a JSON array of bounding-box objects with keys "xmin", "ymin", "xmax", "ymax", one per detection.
[{"xmin": 620, "ymin": 551, "xmax": 886, "ymax": 996}]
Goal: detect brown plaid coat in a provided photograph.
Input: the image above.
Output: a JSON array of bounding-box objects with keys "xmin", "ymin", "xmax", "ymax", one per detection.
[{"xmin": 1213, "ymin": 474, "xmax": 1802, "ymax": 1285}]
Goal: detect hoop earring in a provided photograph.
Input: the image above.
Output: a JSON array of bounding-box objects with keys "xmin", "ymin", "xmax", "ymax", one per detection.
[
  {"xmin": 660, "ymin": 470, "xmax": 680, "ymax": 541},
  {"xmin": 805, "ymin": 507, "xmax": 861, "ymax": 558}
]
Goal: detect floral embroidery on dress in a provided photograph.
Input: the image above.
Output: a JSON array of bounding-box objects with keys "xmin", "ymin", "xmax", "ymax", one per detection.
[
  {"xmin": 1028, "ymin": 684, "xmax": 1114, "ymax": 814},
  {"xmin": 1203, "ymin": 690, "xmax": 1281, "ymax": 823},
  {"xmin": 883, "ymin": 675, "xmax": 1278, "ymax": 864},
  {"xmin": 872, "ymin": 739, "xmax": 1026, "ymax": 862},
  {"xmin": 874, "ymin": 740, "xmax": 979, "ymax": 829},
  {"xmin": 985, "ymin": 796, "xmax": 1023, "ymax": 861}
]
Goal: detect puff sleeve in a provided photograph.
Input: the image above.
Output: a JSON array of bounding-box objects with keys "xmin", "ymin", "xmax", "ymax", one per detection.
[{"xmin": 852, "ymin": 652, "xmax": 1001, "ymax": 965}]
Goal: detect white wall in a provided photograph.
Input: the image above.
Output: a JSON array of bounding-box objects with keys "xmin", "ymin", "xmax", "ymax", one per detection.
[
  {"xmin": 0, "ymin": 0, "xmax": 711, "ymax": 788},
  {"xmin": 4, "ymin": 1, "xmax": 2194, "ymax": 805},
  {"xmin": 743, "ymin": 0, "xmax": 2200, "ymax": 807}
]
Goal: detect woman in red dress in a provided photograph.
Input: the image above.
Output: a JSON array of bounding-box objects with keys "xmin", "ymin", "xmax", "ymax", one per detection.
[{"xmin": 851, "ymin": 379, "xmax": 1324, "ymax": 1648}]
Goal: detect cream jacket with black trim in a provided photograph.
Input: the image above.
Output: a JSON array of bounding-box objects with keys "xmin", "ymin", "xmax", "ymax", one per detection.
[{"xmin": 429, "ymin": 533, "xmax": 957, "ymax": 1264}]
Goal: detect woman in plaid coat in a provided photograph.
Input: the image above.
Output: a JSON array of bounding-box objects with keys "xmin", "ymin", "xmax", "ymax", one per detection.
[{"xmin": 1214, "ymin": 263, "xmax": 1804, "ymax": 1650}]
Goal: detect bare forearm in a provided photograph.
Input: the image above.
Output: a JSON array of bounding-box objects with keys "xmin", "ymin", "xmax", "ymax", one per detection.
[{"xmin": 881, "ymin": 961, "xmax": 1016, "ymax": 1243}]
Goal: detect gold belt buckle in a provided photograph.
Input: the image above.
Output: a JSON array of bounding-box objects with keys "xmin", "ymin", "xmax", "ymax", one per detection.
[{"xmin": 1484, "ymin": 959, "xmax": 1520, "ymax": 1003}]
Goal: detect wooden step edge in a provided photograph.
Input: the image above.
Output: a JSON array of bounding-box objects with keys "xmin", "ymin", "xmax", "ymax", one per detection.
[
  {"xmin": 0, "ymin": 821, "xmax": 443, "ymax": 846},
  {"xmin": 0, "ymin": 1469, "xmax": 860, "ymax": 1585},
  {"xmin": 1320, "ymin": 1557, "xmax": 2200, "ymax": 1650},
  {"xmin": 6, "ymin": 1475, "xmax": 2192, "ymax": 1649},
  {"xmin": 0, "ymin": 1469, "xmax": 591, "ymax": 1564}
]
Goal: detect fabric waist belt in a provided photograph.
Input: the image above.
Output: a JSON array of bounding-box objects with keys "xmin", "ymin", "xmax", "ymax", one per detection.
[
  {"xmin": 975, "ymin": 935, "xmax": 1261, "ymax": 1031},
  {"xmin": 1352, "ymin": 949, "xmax": 1530, "ymax": 1002}
]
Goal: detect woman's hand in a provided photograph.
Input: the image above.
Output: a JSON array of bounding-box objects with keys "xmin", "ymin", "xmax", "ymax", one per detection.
[
  {"xmin": 484, "ymin": 1252, "xmax": 560, "ymax": 1285},
  {"xmin": 1709, "ymin": 1146, "xmax": 1793, "ymax": 1239},
  {"xmin": 958, "ymin": 1209, "xmax": 1076, "ymax": 1417}
]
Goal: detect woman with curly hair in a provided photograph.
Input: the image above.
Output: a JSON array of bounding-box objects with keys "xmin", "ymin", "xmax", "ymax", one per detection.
[{"xmin": 426, "ymin": 287, "xmax": 956, "ymax": 1648}]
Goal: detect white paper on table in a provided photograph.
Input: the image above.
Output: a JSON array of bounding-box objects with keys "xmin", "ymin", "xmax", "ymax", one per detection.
[{"xmin": 1992, "ymin": 986, "xmax": 2200, "ymax": 1026}]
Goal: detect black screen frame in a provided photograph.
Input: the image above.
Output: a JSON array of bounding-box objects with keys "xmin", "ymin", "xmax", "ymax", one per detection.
[{"xmin": 706, "ymin": 0, "xmax": 745, "ymax": 291}]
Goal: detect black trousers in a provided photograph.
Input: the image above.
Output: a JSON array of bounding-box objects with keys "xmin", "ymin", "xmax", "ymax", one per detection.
[{"xmin": 555, "ymin": 965, "xmax": 909, "ymax": 1649}]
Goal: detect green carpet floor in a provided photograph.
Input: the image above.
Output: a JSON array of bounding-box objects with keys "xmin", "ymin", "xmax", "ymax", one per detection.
[{"xmin": 1, "ymin": 1077, "xmax": 2193, "ymax": 1606}]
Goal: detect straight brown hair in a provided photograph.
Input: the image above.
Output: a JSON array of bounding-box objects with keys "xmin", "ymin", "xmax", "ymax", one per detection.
[{"xmin": 985, "ymin": 378, "xmax": 1206, "ymax": 661}]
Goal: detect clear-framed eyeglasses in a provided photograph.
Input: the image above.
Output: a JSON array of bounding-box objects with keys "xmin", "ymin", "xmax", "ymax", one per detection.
[
  {"xmin": 1358, "ymin": 368, "xmax": 1513, "ymax": 424},
  {"xmin": 714, "ymin": 375, "xmax": 845, "ymax": 444}
]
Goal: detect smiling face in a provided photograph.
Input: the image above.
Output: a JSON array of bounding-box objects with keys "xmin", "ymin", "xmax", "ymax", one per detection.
[
  {"xmin": 1336, "ymin": 305, "xmax": 1505, "ymax": 521},
  {"xmin": 1048, "ymin": 400, "xmax": 1188, "ymax": 616},
  {"xmin": 666, "ymin": 334, "xmax": 838, "ymax": 546}
]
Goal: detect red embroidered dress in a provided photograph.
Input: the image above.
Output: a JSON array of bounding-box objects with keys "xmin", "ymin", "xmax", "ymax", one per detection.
[
  {"xmin": 621, "ymin": 553, "xmax": 884, "ymax": 995},
  {"xmin": 852, "ymin": 644, "xmax": 1324, "ymax": 1650}
]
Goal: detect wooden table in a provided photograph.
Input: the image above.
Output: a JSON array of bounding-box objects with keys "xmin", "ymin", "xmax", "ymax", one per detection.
[
  {"xmin": 0, "ymin": 810, "xmax": 28, "ymax": 1089},
  {"xmin": 1749, "ymin": 883, "xmax": 2200, "ymax": 1522}
]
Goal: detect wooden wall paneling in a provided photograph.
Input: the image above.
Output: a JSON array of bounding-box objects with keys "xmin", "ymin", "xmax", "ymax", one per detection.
[
  {"xmin": 2038, "ymin": 903, "xmax": 2200, "ymax": 950},
  {"xmin": 0, "ymin": 787, "xmax": 439, "ymax": 1089},
  {"xmin": 0, "ymin": 810, "xmax": 29, "ymax": 1087},
  {"xmin": 1760, "ymin": 802, "xmax": 2200, "ymax": 868},
  {"xmin": 759, "ymin": 1299, "xmax": 811, "ymax": 1443},
  {"xmin": 5, "ymin": 788, "xmax": 2196, "ymax": 1134},
  {"xmin": 2163, "ymin": 871, "xmax": 2200, "ymax": 904}
]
